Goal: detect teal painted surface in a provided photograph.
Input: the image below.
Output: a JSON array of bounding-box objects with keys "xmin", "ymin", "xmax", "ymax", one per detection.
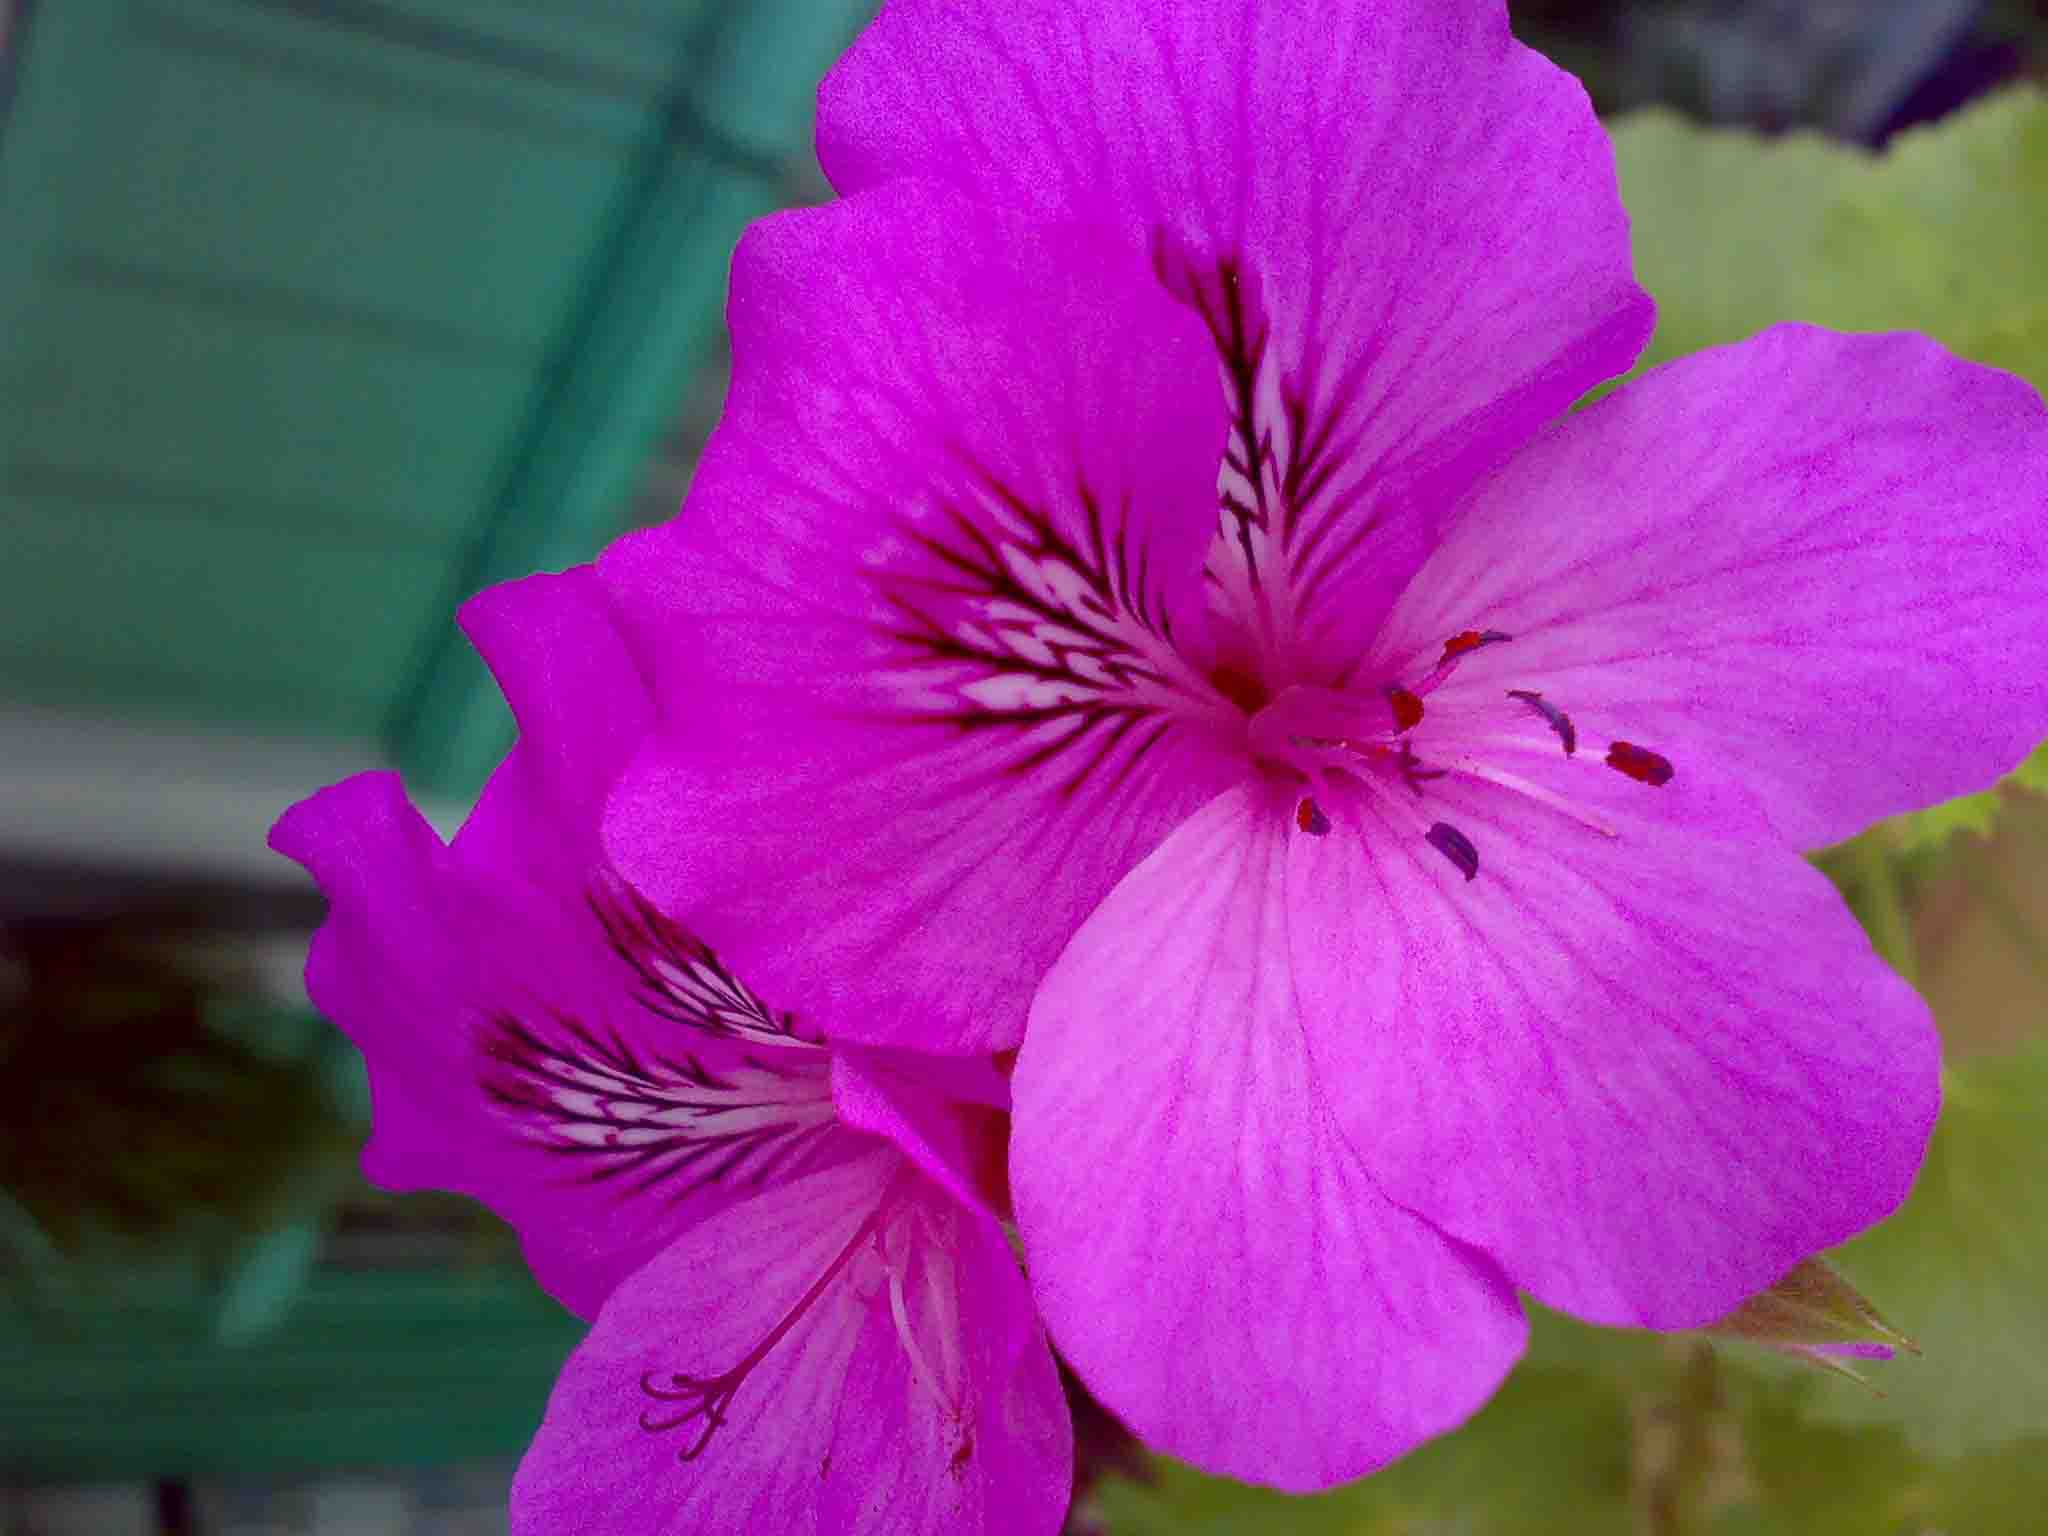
[
  {"xmin": 0, "ymin": 0, "xmax": 880, "ymax": 1480},
  {"xmin": 0, "ymin": 1264, "xmax": 585, "ymax": 1478},
  {"xmin": 0, "ymin": 0, "xmax": 878, "ymax": 796},
  {"xmin": 391, "ymin": 0, "xmax": 880, "ymax": 797},
  {"xmin": 0, "ymin": 0, "xmax": 654, "ymax": 752}
]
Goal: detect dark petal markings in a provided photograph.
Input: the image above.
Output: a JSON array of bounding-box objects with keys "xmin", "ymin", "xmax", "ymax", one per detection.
[
  {"xmin": 480, "ymin": 1010, "xmax": 840, "ymax": 1202},
  {"xmin": 592, "ymin": 881, "xmax": 819, "ymax": 1047},
  {"xmin": 873, "ymin": 469, "xmax": 1188, "ymax": 798}
]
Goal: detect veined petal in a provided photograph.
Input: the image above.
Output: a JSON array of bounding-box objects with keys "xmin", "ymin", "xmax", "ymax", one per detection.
[
  {"xmin": 272, "ymin": 573, "xmax": 850, "ymax": 1319},
  {"xmin": 1373, "ymin": 325, "xmax": 2048, "ymax": 851},
  {"xmin": 603, "ymin": 179, "xmax": 1243, "ymax": 1055},
  {"xmin": 831, "ymin": 1045, "xmax": 1012, "ymax": 1223},
  {"xmin": 820, "ymin": 0, "xmax": 1654, "ymax": 668},
  {"xmin": 1288, "ymin": 755, "xmax": 1940, "ymax": 1328},
  {"xmin": 451, "ymin": 568, "xmax": 650, "ymax": 888},
  {"xmin": 511, "ymin": 1154, "xmax": 1070, "ymax": 1536},
  {"xmin": 1013, "ymin": 785, "xmax": 1525, "ymax": 1489},
  {"xmin": 271, "ymin": 773, "xmax": 493, "ymax": 1202},
  {"xmin": 821, "ymin": 1189, "xmax": 1071, "ymax": 1535}
]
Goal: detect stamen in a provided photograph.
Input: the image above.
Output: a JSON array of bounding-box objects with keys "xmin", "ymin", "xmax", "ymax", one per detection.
[
  {"xmin": 1606, "ymin": 741, "xmax": 1675, "ymax": 787},
  {"xmin": 1295, "ymin": 796, "xmax": 1332, "ymax": 836},
  {"xmin": 888, "ymin": 1261, "xmax": 948, "ymax": 1414},
  {"xmin": 1407, "ymin": 628, "xmax": 1514, "ymax": 695},
  {"xmin": 883, "ymin": 1222, "xmax": 966, "ymax": 1422},
  {"xmin": 1396, "ymin": 741, "xmax": 1447, "ymax": 796},
  {"xmin": 639, "ymin": 1209, "xmax": 881, "ymax": 1462},
  {"xmin": 1385, "ymin": 685, "xmax": 1425, "ymax": 734},
  {"xmin": 1425, "ymin": 821, "xmax": 1480, "ymax": 882},
  {"xmin": 1440, "ymin": 628, "xmax": 1513, "ymax": 664},
  {"xmin": 1453, "ymin": 762, "xmax": 1618, "ymax": 838},
  {"xmin": 1506, "ymin": 689, "xmax": 1577, "ymax": 757}
]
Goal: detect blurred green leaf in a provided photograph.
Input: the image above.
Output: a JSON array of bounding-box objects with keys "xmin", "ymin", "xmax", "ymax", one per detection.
[
  {"xmin": 2006, "ymin": 737, "xmax": 2048, "ymax": 796},
  {"xmin": 1613, "ymin": 87, "xmax": 2048, "ymax": 383},
  {"xmin": 1713, "ymin": 1369, "xmax": 2048, "ymax": 1535},
  {"xmin": 1885, "ymin": 737, "xmax": 2048, "ymax": 856},
  {"xmin": 1804, "ymin": 1042, "xmax": 2048, "ymax": 1454},
  {"xmin": 1097, "ymin": 1352, "xmax": 1634, "ymax": 1535},
  {"xmin": 1889, "ymin": 788, "xmax": 2003, "ymax": 855}
]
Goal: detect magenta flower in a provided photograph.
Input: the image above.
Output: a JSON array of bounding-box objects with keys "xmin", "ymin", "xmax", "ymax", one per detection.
[
  {"xmin": 597, "ymin": 0, "xmax": 2048, "ymax": 1491},
  {"xmin": 270, "ymin": 570, "xmax": 1071, "ymax": 1535}
]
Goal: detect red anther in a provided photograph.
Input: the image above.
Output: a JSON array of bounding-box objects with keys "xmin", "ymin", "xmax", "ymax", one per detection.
[
  {"xmin": 1440, "ymin": 628, "xmax": 1512, "ymax": 663},
  {"xmin": 1386, "ymin": 686, "xmax": 1425, "ymax": 733},
  {"xmin": 1296, "ymin": 797, "xmax": 1332, "ymax": 836},
  {"xmin": 1605, "ymin": 741, "xmax": 1675, "ymax": 787}
]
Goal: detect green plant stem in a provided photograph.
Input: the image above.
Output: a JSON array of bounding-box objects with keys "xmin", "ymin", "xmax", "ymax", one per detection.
[{"xmin": 1641, "ymin": 1342, "xmax": 1722, "ymax": 1536}]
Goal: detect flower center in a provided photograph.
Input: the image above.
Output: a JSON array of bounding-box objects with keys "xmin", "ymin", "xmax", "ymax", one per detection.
[{"xmin": 1246, "ymin": 628, "xmax": 1675, "ymax": 881}]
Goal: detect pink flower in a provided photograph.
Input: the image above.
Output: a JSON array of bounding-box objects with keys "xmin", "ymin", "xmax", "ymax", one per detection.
[
  {"xmin": 270, "ymin": 570, "xmax": 1071, "ymax": 1535},
  {"xmin": 599, "ymin": 0, "xmax": 2048, "ymax": 1490}
]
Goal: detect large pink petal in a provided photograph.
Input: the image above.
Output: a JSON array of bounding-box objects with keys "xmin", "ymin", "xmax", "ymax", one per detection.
[
  {"xmin": 511, "ymin": 1152, "xmax": 1070, "ymax": 1536},
  {"xmin": 1012, "ymin": 785, "xmax": 1525, "ymax": 1490},
  {"xmin": 1372, "ymin": 325, "xmax": 2048, "ymax": 851},
  {"xmin": 602, "ymin": 179, "xmax": 1243, "ymax": 1055},
  {"xmin": 820, "ymin": 0, "xmax": 1654, "ymax": 664},
  {"xmin": 1288, "ymin": 745, "xmax": 1940, "ymax": 1328}
]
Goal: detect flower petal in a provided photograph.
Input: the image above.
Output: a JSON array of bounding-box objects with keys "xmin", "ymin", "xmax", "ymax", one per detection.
[
  {"xmin": 819, "ymin": 1188, "xmax": 1072, "ymax": 1536},
  {"xmin": 1288, "ymin": 753, "xmax": 1940, "ymax": 1328},
  {"xmin": 511, "ymin": 1153, "xmax": 1070, "ymax": 1536},
  {"xmin": 1012, "ymin": 784, "xmax": 1525, "ymax": 1489},
  {"xmin": 1373, "ymin": 325, "xmax": 2048, "ymax": 851},
  {"xmin": 450, "ymin": 567, "xmax": 650, "ymax": 886},
  {"xmin": 831, "ymin": 1045, "xmax": 1013, "ymax": 1223},
  {"xmin": 819, "ymin": 0, "xmax": 1654, "ymax": 664},
  {"xmin": 272, "ymin": 573, "xmax": 851, "ymax": 1319},
  {"xmin": 271, "ymin": 772, "xmax": 491, "ymax": 1199},
  {"xmin": 602, "ymin": 179, "xmax": 1243, "ymax": 1054}
]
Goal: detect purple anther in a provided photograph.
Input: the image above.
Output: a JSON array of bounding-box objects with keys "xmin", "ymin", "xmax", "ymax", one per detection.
[{"xmin": 1425, "ymin": 821, "xmax": 1480, "ymax": 882}]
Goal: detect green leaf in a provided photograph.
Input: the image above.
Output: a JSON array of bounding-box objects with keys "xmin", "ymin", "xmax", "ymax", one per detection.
[
  {"xmin": 1611, "ymin": 88, "xmax": 2048, "ymax": 388},
  {"xmin": 1095, "ymin": 1356, "xmax": 1634, "ymax": 1536},
  {"xmin": 1890, "ymin": 788, "xmax": 2003, "ymax": 855},
  {"xmin": 1803, "ymin": 1042, "xmax": 2048, "ymax": 1453},
  {"xmin": 2005, "ymin": 737, "xmax": 2048, "ymax": 796}
]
